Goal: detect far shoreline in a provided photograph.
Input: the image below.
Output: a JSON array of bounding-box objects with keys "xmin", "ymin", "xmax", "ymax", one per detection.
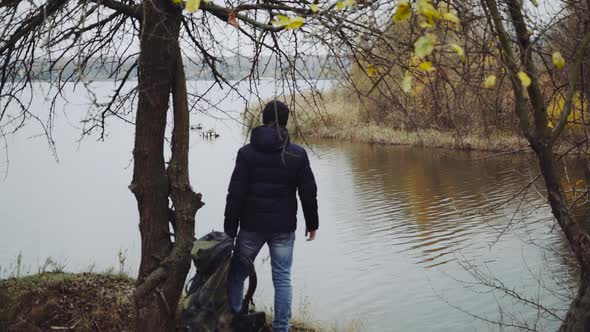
[{"xmin": 290, "ymin": 126, "xmax": 530, "ymax": 153}]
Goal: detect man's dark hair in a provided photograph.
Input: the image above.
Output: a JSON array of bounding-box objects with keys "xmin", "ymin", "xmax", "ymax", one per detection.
[{"xmin": 262, "ymin": 100, "xmax": 289, "ymax": 126}]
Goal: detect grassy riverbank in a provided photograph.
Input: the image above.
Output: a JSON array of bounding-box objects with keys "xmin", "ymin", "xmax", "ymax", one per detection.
[
  {"xmin": 0, "ymin": 272, "xmax": 135, "ymax": 331},
  {"xmin": 0, "ymin": 272, "xmax": 350, "ymax": 331},
  {"xmin": 246, "ymin": 88, "xmax": 529, "ymax": 153}
]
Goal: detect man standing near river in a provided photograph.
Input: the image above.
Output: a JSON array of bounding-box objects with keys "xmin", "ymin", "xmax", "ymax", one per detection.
[{"xmin": 224, "ymin": 100, "xmax": 319, "ymax": 332}]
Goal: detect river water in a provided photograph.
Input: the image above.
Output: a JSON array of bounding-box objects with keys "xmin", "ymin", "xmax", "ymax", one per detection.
[{"xmin": 0, "ymin": 81, "xmax": 585, "ymax": 331}]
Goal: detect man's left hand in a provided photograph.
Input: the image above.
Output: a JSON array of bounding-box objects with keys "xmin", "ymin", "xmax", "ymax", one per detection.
[{"xmin": 305, "ymin": 228, "xmax": 317, "ymax": 241}]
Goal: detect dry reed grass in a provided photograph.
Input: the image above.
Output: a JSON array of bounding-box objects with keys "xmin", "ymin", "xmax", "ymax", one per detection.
[{"xmin": 246, "ymin": 88, "xmax": 528, "ymax": 153}]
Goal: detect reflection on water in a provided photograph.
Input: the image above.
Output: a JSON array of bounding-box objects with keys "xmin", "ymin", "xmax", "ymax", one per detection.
[
  {"xmin": 0, "ymin": 82, "xmax": 586, "ymax": 331},
  {"xmin": 287, "ymin": 140, "xmax": 582, "ymax": 331},
  {"xmin": 340, "ymin": 144, "xmax": 544, "ymax": 267}
]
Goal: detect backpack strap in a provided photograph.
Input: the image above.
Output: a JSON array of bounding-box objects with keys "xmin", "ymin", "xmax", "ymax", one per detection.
[
  {"xmin": 240, "ymin": 256, "xmax": 257, "ymax": 315},
  {"xmin": 230, "ymin": 253, "xmax": 257, "ymax": 315}
]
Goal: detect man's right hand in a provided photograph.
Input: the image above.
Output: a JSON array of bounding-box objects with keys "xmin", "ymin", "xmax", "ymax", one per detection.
[{"xmin": 305, "ymin": 228, "xmax": 317, "ymax": 241}]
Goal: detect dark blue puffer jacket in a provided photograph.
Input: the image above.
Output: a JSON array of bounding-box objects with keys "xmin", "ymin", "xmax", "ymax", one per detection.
[{"xmin": 224, "ymin": 125, "xmax": 318, "ymax": 238}]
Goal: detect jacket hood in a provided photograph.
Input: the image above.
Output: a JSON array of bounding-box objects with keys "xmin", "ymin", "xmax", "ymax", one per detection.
[{"xmin": 250, "ymin": 125, "xmax": 290, "ymax": 152}]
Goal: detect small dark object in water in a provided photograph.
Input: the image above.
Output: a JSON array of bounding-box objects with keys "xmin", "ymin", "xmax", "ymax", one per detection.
[
  {"xmin": 190, "ymin": 123, "xmax": 203, "ymax": 131},
  {"xmin": 202, "ymin": 129, "xmax": 220, "ymax": 139}
]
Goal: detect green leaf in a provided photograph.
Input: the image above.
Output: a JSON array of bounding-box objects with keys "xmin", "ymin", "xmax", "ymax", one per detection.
[
  {"xmin": 414, "ymin": 34, "xmax": 436, "ymax": 58},
  {"xmin": 531, "ymin": 0, "xmax": 538, "ymax": 7},
  {"xmin": 336, "ymin": 1, "xmax": 345, "ymax": 10},
  {"xmin": 311, "ymin": 3, "xmax": 319, "ymax": 12}
]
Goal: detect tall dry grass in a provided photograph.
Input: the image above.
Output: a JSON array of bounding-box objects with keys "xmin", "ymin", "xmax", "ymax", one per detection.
[{"xmin": 246, "ymin": 87, "xmax": 528, "ymax": 152}]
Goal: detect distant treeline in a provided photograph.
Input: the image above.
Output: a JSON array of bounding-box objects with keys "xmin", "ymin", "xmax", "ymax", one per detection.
[{"xmin": 16, "ymin": 55, "xmax": 347, "ymax": 82}]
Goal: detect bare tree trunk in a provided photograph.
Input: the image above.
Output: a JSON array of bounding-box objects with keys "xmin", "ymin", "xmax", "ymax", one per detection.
[
  {"xmin": 537, "ymin": 147, "xmax": 590, "ymax": 331},
  {"xmin": 164, "ymin": 48, "xmax": 204, "ymax": 330},
  {"xmin": 561, "ymin": 280, "xmax": 590, "ymax": 331},
  {"xmin": 481, "ymin": 0, "xmax": 590, "ymax": 329},
  {"xmin": 532, "ymin": 146, "xmax": 590, "ymax": 331},
  {"xmin": 130, "ymin": 0, "xmax": 202, "ymax": 330}
]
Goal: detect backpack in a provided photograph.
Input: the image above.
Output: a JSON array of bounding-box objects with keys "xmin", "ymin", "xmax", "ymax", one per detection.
[{"xmin": 180, "ymin": 231, "xmax": 268, "ymax": 332}]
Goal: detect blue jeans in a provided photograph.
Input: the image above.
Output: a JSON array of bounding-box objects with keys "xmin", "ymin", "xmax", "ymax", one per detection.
[{"xmin": 228, "ymin": 230, "xmax": 295, "ymax": 332}]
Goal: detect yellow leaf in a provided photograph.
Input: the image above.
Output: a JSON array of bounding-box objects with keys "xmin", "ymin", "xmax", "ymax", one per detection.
[
  {"xmin": 438, "ymin": 2, "xmax": 450, "ymax": 14},
  {"xmin": 285, "ymin": 16, "xmax": 305, "ymax": 29},
  {"xmin": 366, "ymin": 64, "xmax": 378, "ymax": 77},
  {"xmin": 336, "ymin": 1, "xmax": 345, "ymax": 10},
  {"xmin": 517, "ymin": 71, "xmax": 531, "ymax": 88},
  {"xmin": 418, "ymin": 61, "xmax": 435, "ymax": 72},
  {"xmin": 419, "ymin": 20, "xmax": 434, "ymax": 29},
  {"xmin": 272, "ymin": 14, "xmax": 291, "ymax": 26},
  {"xmin": 311, "ymin": 3, "xmax": 319, "ymax": 12},
  {"xmin": 531, "ymin": 0, "xmax": 538, "ymax": 7},
  {"xmin": 484, "ymin": 75, "xmax": 496, "ymax": 89},
  {"xmin": 393, "ymin": 0, "xmax": 412, "ymax": 23},
  {"xmin": 417, "ymin": 0, "xmax": 440, "ymax": 22},
  {"xmin": 547, "ymin": 121, "xmax": 554, "ymax": 128},
  {"xmin": 548, "ymin": 91, "xmax": 586, "ymax": 130},
  {"xmin": 414, "ymin": 34, "xmax": 436, "ymax": 58},
  {"xmin": 173, "ymin": 0, "xmax": 182, "ymax": 4},
  {"xmin": 576, "ymin": 179, "xmax": 584, "ymax": 187},
  {"xmin": 552, "ymin": 52, "xmax": 566, "ymax": 69},
  {"xmin": 402, "ymin": 73, "xmax": 413, "ymax": 93},
  {"xmin": 186, "ymin": 0, "xmax": 201, "ymax": 12},
  {"xmin": 272, "ymin": 15, "xmax": 305, "ymax": 30},
  {"xmin": 344, "ymin": 0, "xmax": 356, "ymax": 6},
  {"xmin": 442, "ymin": 12, "xmax": 460, "ymax": 24},
  {"xmin": 409, "ymin": 55, "xmax": 422, "ymax": 67},
  {"xmin": 449, "ymin": 44, "xmax": 465, "ymax": 62}
]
